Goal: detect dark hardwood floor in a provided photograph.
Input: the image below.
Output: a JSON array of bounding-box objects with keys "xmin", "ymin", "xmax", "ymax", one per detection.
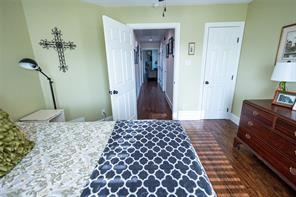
[
  {"xmin": 137, "ymin": 80, "xmax": 172, "ymax": 120},
  {"xmin": 137, "ymin": 82, "xmax": 294, "ymax": 195},
  {"xmin": 182, "ymin": 120, "xmax": 295, "ymax": 197}
]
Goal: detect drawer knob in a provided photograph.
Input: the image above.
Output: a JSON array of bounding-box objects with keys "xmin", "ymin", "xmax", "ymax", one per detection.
[
  {"xmin": 252, "ymin": 111, "xmax": 259, "ymax": 116},
  {"xmin": 247, "ymin": 121, "xmax": 254, "ymax": 127},
  {"xmin": 289, "ymin": 167, "xmax": 296, "ymax": 175},
  {"xmin": 245, "ymin": 133, "xmax": 251, "ymax": 140}
]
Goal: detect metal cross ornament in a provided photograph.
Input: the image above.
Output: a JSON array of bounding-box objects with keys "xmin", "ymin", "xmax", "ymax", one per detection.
[{"xmin": 39, "ymin": 27, "xmax": 76, "ymax": 72}]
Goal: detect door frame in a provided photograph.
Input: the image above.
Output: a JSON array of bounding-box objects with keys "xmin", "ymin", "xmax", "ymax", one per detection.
[
  {"xmin": 199, "ymin": 22, "xmax": 245, "ymax": 119},
  {"xmin": 128, "ymin": 23, "xmax": 180, "ymax": 120}
]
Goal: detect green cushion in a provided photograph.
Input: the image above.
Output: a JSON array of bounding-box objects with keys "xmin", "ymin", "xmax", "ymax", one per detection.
[{"xmin": 0, "ymin": 109, "xmax": 34, "ymax": 177}]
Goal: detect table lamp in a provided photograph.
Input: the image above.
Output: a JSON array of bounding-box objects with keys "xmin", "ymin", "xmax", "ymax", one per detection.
[
  {"xmin": 271, "ymin": 61, "xmax": 296, "ymax": 92},
  {"xmin": 19, "ymin": 58, "xmax": 57, "ymax": 109}
]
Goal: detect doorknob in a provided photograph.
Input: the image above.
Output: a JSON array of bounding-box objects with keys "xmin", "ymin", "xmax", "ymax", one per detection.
[
  {"xmin": 205, "ymin": 81, "xmax": 209, "ymax": 85},
  {"xmin": 109, "ymin": 90, "xmax": 119, "ymax": 95}
]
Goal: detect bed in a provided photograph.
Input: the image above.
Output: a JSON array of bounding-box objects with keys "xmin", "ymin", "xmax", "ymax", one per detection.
[{"xmin": 0, "ymin": 120, "xmax": 215, "ymax": 197}]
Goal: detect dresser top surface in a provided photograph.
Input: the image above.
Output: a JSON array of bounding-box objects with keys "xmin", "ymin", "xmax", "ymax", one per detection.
[{"xmin": 245, "ymin": 99, "xmax": 296, "ymax": 122}]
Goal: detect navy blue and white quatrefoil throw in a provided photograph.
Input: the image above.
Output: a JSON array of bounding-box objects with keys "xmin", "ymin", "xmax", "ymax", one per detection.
[{"xmin": 81, "ymin": 120, "xmax": 216, "ymax": 197}]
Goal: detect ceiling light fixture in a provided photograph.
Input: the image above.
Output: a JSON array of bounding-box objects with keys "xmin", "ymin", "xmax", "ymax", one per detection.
[
  {"xmin": 153, "ymin": 3, "xmax": 159, "ymax": 7},
  {"xmin": 158, "ymin": 0, "xmax": 167, "ymax": 18}
]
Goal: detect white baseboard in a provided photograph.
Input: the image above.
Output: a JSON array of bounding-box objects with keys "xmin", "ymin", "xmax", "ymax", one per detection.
[
  {"xmin": 97, "ymin": 116, "xmax": 113, "ymax": 121},
  {"xmin": 165, "ymin": 93, "xmax": 173, "ymax": 110},
  {"xmin": 230, "ymin": 113, "xmax": 240, "ymax": 125},
  {"xmin": 178, "ymin": 111, "xmax": 203, "ymax": 120},
  {"xmin": 69, "ymin": 117, "xmax": 85, "ymax": 122},
  {"xmin": 177, "ymin": 111, "xmax": 240, "ymax": 123}
]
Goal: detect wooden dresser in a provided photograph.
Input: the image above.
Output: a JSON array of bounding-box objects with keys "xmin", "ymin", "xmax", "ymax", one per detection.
[{"xmin": 234, "ymin": 100, "xmax": 296, "ymax": 190}]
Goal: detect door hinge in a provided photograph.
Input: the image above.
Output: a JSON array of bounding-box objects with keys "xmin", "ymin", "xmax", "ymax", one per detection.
[
  {"xmin": 231, "ymin": 75, "xmax": 234, "ymax": 80},
  {"xmin": 227, "ymin": 108, "xmax": 229, "ymax": 112},
  {"xmin": 237, "ymin": 37, "xmax": 240, "ymax": 43}
]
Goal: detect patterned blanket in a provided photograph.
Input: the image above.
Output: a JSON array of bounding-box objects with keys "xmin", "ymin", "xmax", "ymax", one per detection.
[{"xmin": 81, "ymin": 120, "xmax": 215, "ymax": 197}]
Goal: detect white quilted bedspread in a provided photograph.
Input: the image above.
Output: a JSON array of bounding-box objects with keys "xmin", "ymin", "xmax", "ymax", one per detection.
[{"xmin": 0, "ymin": 121, "xmax": 115, "ymax": 197}]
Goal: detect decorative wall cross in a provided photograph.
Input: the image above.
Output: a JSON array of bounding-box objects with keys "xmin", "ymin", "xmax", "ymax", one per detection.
[{"xmin": 39, "ymin": 27, "xmax": 76, "ymax": 72}]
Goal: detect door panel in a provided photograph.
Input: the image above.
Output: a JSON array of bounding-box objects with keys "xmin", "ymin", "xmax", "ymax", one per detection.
[
  {"xmin": 202, "ymin": 25, "xmax": 243, "ymax": 119},
  {"xmin": 103, "ymin": 15, "xmax": 137, "ymax": 120}
]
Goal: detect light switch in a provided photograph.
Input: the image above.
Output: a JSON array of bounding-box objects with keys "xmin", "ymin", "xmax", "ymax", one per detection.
[{"xmin": 185, "ymin": 60, "xmax": 192, "ymax": 66}]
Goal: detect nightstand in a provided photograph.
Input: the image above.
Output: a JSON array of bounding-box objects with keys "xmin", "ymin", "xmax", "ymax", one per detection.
[{"xmin": 19, "ymin": 109, "xmax": 65, "ymax": 122}]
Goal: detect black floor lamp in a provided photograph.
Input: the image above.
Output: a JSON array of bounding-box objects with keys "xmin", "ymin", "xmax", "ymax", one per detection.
[{"xmin": 19, "ymin": 58, "xmax": 57, "ymax": 109}]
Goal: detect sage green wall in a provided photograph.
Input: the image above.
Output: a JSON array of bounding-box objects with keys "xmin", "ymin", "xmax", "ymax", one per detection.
[
  {"xmin": 20, "ymin": 1, "xmax": 247, "ymax": 120},
  {"xmin": 0, "ymin": 0, "xmax": 45, "ymax": 120},
  {"xmin": 232, "ymin": 0, "xmax": 296, "ymax": 117},
  {"xmin": 3, "ymin": 0, "xmax": 294, "ymax": 121},
  {"xmin": 22, "ymin": 0, "xmax": 111, "ymax": 121},
  {"xmin": 104, "ymin": 5, "xmax": 248, "ymax": 112}
]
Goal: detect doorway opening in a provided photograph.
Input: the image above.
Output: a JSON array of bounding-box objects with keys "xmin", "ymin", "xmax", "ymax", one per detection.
[
  {"xmin": 133, "ymin": 28, "xmax": 175, "ymax": 120},
  {"xmin": 102, "ymin": 16, "xmax": 180, "ymax": 120}
]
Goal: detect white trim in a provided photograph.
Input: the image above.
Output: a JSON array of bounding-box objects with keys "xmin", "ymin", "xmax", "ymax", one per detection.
[
  {"xmin": 128, "ymin": 23, "xmax": 181, "ymax": 120},
  {"xmin": 141, "ymin": 47, "xmax": 160, "ymax": 50},
  {"xmin": 230, "ymin": 113, "xmax": 240, "ymax": 125},
  {"xmin": 97, "ymin": 116, "xmax": 113, "ymax": 121},
  {"xmin": 199, "ymin": 21, "xmax": 245, "ymax": 119},
  {"xmin": 83, "ymin": 0, "xmax": 253, "ymax": 7},
  {"xmin": 165, "ymin": 92, "xmax": 173, "ymax": 110},
  {"xmin": 178, "ymin": 111, "xmax": 203, "ymax": 120}
]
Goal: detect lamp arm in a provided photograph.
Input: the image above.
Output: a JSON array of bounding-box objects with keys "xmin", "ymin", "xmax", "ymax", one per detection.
[
  {"xmin": 37, "ymin": 68, "xmax": 52, "ymax": 81},
  {"xmin": 37, "ymin": 68, "xmax": 57, "ymax": 109}
]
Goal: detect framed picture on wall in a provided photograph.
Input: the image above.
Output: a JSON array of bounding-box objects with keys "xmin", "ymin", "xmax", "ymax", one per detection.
[
  {"xmin": 275, "ymin": 23, "xmax": 296, "ymax": 63},
  {"xmin": 188, "ymin": 42, "xmax": 195, "ymax": 55},
  {"xmin": 169, "ymin": 37, "xmax": 174, "ymax": 56},
  {"xmin": 166, "ymin": 43, "xmax": 169, "ymax": 58},
  {"xmin": 134, "ymin": 45, "xmax": 139, "ymax": 64}
]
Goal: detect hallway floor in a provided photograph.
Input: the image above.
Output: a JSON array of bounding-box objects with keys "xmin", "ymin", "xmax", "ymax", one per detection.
[{"xmin": 137, "ymin": 80, "xmax": 172, "ymax": 120}]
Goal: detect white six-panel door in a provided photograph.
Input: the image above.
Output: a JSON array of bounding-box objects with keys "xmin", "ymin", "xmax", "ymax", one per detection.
[
  {"xmin": 201, "ymin": 23, "xmax": 244, "ymax": 119},
  {"xmin": 103, "ymin": 16, "xmax": 137, "ymax": 120}
]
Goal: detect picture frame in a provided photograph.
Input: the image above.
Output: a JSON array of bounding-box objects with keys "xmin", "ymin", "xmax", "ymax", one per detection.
[
  {"xmin": 275, "ymin": 23, "xmax": 296, "ymax": 63},
  {"xmin": 293, "ymin": 102, "xmax": 296, "ymax": 111},
  {"xmin": 169, "ymin": 37, "xmax": 174, "ymax": 56},
  {"xmin": 272, "ymin": 90, "xmax": 296, "ymax": 108},
  {"xmin": 134, "ymin": 45, "xmax": 139, "ymax": 64},
  {"xmin": 188, "ymin": 42, "xmax": 195, "ymax": 55},
  {"xmin": 166, "ymin": 43, "xmax": 169, "ymax": 58}
]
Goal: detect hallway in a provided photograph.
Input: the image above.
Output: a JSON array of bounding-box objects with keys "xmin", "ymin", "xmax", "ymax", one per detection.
[{"xmin": 137, "ymin": 81, "xmax": 172, "ymax": 120}]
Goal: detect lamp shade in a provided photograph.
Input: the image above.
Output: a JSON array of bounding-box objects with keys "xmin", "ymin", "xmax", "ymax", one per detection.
[
  {"xmin": 19, "ymin": 58, "xmax": 39, "ymax": 70},
  {"xmin": 271, "ymin": 62, "xmax": 296, "ymax": 82}
]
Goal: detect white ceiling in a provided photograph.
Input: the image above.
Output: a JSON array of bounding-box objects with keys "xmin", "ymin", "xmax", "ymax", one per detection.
[
  {"xmin": 134, "ymin": 29, "xmax": 170, "ymax": 43},
  {"xmin": 84, "ymin": 0, "xmax": 252, "ymax": 7}
]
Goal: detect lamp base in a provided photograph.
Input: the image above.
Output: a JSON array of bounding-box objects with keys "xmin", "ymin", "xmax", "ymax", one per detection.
[{"xmin": 277, "ymin": 81, "xmax": 287, "ymax": 92}]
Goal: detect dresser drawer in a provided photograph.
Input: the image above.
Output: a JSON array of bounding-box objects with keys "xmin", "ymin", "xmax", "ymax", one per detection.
[
  {"xmin": 242, "ymin": 103, "xmax": 274, "ymax": 128},
  {"xmin": 275, "ymin": 118, "xmax": 296, "ymax": 140},
  {"xmin": 240, "ymin": 115, "xmax": 296, "ymax": 162},
  {"xmin": 238, "ymin": 128, "xmax": 296, "ymax": 185}
]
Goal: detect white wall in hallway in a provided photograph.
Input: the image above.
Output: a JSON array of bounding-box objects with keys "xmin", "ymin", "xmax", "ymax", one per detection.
[
  {"xmin": 134, "ymin": 38, "xmax": 142, "ymax": 99},
  {"xmin": 163, "ymin": 30, "xmax": 175, "ymax": 109}
]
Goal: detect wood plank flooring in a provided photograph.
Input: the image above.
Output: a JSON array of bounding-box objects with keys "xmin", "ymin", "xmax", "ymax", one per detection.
[
  {"xmin": 182, "ymin": 120, "xmax": 295, "ymax": 197},
  {"xmin": 137, "ymin": 81, "xmax": 294, "ymax": 195},
  {"xmin": 137, "ymin": 80, "xmax": 172, "ymax": 120}
]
